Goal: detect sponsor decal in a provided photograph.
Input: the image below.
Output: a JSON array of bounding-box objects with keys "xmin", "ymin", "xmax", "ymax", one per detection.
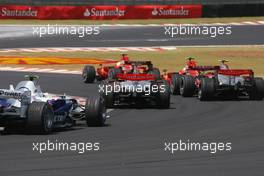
[
  {"xmin": 83, "ymin": 7, "xmax": 125, "ymax": 17},
  {"xmin": 0, "ymin": 90, "xmax": 22, "ymax": 98},
  {"xmin": 152, "ymin": 6, "xmax": 189, "ymax": 16},
  {"xmin": 0, "ymin": 5, "xmax": 201, "ymax": 19},
  {"xmin": 1, "ymin": 7, "xmax": 38, "ymax": 17}
]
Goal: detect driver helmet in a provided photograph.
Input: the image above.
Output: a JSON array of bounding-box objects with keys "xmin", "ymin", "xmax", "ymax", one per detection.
[
  {"xmin": 121, "ymin": 54, "xmax": 129, "ymax": 62},
  {"xmin": 186, "ymin": 57, "xmax": 197, "ymax": 68}
]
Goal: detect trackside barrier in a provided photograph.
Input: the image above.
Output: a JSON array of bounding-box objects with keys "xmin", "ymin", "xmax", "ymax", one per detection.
[{"xmin": 0, "ymin": 5, "xmax": 202, "ymax": 19}]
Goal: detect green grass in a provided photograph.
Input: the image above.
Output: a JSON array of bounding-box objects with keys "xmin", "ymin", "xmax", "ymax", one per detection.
[
  {"xmin": 0, "ymin": 16, "xmax": 264, "ymax": 25},
  {"xmin": 1, "ymin": 46, "xmax": 264, "ymax": 77}
]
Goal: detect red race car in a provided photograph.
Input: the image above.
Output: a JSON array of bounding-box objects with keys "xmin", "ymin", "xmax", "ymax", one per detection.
[
  {"xmin": 82, "ymin": 54, "xmax": 161, "ymax": 83},
  {"xmin": 101, "ymin": 61, "xmax": 170, "ymax": 108},
  {"xmin": 163, "ymin": 58, "xmax": 264, "ymax": 100},
  {"xmin": 162, "ymin": 57, "xmax": 219, "ymax": 96}
]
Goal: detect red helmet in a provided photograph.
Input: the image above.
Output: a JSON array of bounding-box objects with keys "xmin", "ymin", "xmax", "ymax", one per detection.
[{"xmin": 121, "ymin": 54, "xmax": 129, "ymax": 62}]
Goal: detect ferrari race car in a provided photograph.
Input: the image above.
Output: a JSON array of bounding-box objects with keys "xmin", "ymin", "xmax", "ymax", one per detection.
[
  {"xmin": 163, "ymin": 58, "xmax": 264, "ymax": 100},
  {"xmin": 82, "ymin": 54, "xmax": 161, "ymax": 83},
  {"xmin": 0, "ymin": 75, "xmax": 107, "ymax": 134},
  {"xmin": 162, "ymin": 57, "xmax": 219, "ymax": 96},
  {"xmin": 101, "ymin": 61, "xmax": 170, "ymax": 108}
]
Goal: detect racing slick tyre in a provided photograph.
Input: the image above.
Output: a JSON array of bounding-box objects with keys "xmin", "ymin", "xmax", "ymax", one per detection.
[
  {"xmin": 82, "ymin": 65, "xmax": 96, "ymax": 83},
  {"xmin": 249, "ymin": 77, "xmax": 264, "ymax": 100},
  {"xmin": 180, "ymin": 75, "xmax": 196, "ymax": 97},
  {"xmin": 85, "ymin": 96, "xmax": 106, "ymax": 127},
  {"xmin": 157, "ymin": 81, "xmax": 170, "ymax": 108},
  {"xmin": 26, "ymin": 102, "xmax": 54, "ymax": 134},
  {"xmin": 108, "ymin": 68, "xmax": 122, "ymax": 80},
  {"xmin": 170, "ymin": 73, "xmax": 181, "ymax": 95},
  {"xmin": 148, "ymin": 68, "xmax": 161, "ymax": 80},
  {"xmin": 101, "ymin": 81, "xmax": 115, "ymax": 108},
  {"xmin": 198, "ymin": 78, "xmax": 215, "ymax": 101}
]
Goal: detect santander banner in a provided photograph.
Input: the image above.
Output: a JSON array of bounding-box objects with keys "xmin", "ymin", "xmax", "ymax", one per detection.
[{"xmin": 0, "ymin": 5, "xmax": 202, "ymax": 19}]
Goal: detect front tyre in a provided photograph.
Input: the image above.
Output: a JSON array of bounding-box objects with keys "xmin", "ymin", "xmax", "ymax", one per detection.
[
  {"xmin": 82, "ymin": 65, "xmax": 96, "ymax": 83},
  {"xmin": 26, "ymin": 102, "xmax": 54, "ymax": 134},
  {"xmin": 180, "ymin": 75, "xmax": 196, "ymax": 97},
  {"xmin": 170, "ymin": 73, "xmax": 181, "ymax": 95},
  {"xmin": 108, "ymin": 68, "xmax": 122, "ymax": 80},
  {"xmin": 85, "ymin": 96, "xmax": 106, "ymax": 127},
  {"xmin": 148, "ymin": 68, "xmax": 161, "ymax": 80}
]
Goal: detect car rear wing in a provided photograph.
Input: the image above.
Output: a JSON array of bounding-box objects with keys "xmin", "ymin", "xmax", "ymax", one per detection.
[
  {"xmin": 125, "ymin": 61, "xmax": 153, "ymax": 66},
  {"xmin": 218, "ymin": 69, "xmax": 254, "ymax": 76},
  {"xmin": 116, "ymin": 73, "xmax": 156, "ymax": 81},
  {"xmin": 189, "ymin": 66, "xmax": 220, "ymax": 71}
]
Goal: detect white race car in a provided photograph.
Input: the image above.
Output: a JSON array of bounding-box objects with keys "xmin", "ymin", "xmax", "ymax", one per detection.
[{"xmin": 0, "ymin": 75, "xmax": 107, "ymax": 134}]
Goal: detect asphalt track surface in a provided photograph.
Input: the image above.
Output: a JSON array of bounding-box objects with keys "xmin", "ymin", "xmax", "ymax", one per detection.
[
  {"xmin": 0, "ymin": 25, "xmax": 264, "ymax": 176},
  {"xmin": 0, "ymin": 25, "xmax": 264, "ymax": 48},
  {"xmin": 0, "ymin": 72, "xmax": 263, "ymax": 176}
]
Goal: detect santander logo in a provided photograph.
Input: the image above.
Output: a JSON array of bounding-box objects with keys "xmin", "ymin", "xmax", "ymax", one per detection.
[
  {"xmin": 83, "ymin": 8, "xmax": 125, "ymax": 17},
  {"xmin": 151, "ymin": 6, "xmax": 189, "ymax": 16},
  {"xmin": 1, "ymin": 7, "xmax": 38, "ymax": 17},
  {"xmin": 151, "ymin": 8, "xmax": 158, "ymax": 16},
  {"xmin": 83, "ymin": 9, "xmax": 91, "ymax": 17}
]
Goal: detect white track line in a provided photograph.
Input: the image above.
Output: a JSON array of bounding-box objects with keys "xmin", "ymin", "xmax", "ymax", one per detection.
[{"xmin": 0, "ymin": 46, "xmax": 178, "ymax": 53}]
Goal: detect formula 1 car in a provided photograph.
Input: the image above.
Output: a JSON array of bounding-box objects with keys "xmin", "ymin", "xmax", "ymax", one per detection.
[
  {"xmin": 163, "ymin": 58, "xmax": 264, "ymax": 100},
  {"xmin": 0, "ymin": 75, "xmax": 107, "ymax": 134},
  {"xmin": 162, "ymin": 57, "xmax": 217, "ymax": 96},
  {"xmin": 82, "ymin": 54, "xmax": 161, "ymax": 83},
  {"xmin": 101, "ymin": 61, "xmax": 170, "ymax": 108},
  {"xmin": 197, "ymin": 69, "xmax": 264, "ymax": 101}
]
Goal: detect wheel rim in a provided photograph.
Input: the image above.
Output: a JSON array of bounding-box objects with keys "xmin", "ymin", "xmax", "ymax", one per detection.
[
  {"xmin": 180, "ymin": 80, "xmax": 184, "ymax": 95},
  {"xmin": 100, "ymin": 98, "xmax": 107, "ymax": 123},
  {"xmin": 82, "ymin": 69, "xmax": 87, "ymax": 81},
  {"xmin": 43, "ymin": 107, "xmax": 53, "ymax": 130},
  {"xmin": 198, "ymin": 89, "xmax": 202, "ymax": 99},
  {"xmin": 170, "ymin": 83, "xmax": 174, "ymax": 94},
  {"xmin": 101, "ymin": 107, "xmax": 106, "ymax": 123}
]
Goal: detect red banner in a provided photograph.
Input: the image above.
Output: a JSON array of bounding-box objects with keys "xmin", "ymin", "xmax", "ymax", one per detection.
[{"xmin": 0, "ymin": 5, "xmax": 202, "ymax": 20}]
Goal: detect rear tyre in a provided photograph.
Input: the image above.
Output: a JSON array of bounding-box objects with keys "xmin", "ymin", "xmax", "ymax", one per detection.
[
  {"xmin": 26, "ymin": 102, "xmax": 54, "ymax": 134},
  {"xmin": 157, "ymin": 81, "xmax": 170, "ymax": 108},
  {"xmin": 82, "ymin": 65, "xmax": 96, "ymax": 83},
  {"xmin": 180, "ymin": 75, "xmax": 196, "ymax": 97},
  {"xmin": 249, "ymin": 77, "xmax": 264, "ymax": 100},
  {"xmin": 108, "ymin": 68, "xmax": 122, "ymax": 80},
  {"xmin": 148, "ymin": 68, "xmax": 161, "ymax": 80},
  {"xmin": 198, "ymin": 78, "xmax": 215, "ymax": 101},
  {"xmin": 101, "ymin": 81, "xmax": 115, "ymax": 108},
  {"xmin": 170, "ymin": 73, "xmax": 181, "ymax": 95},
  {"xmin": 85, "ymin": 96, "xmax": 106, "ymax": 127}
]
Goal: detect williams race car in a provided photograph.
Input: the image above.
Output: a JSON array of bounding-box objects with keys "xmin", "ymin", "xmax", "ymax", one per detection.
[
  {"xmin": 0, "ymin": 75, "xmax": 107, "ymax": 134},
  {"xmin": 101, "ymin": 61, "xmax": 170, "ymax": 108}
]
